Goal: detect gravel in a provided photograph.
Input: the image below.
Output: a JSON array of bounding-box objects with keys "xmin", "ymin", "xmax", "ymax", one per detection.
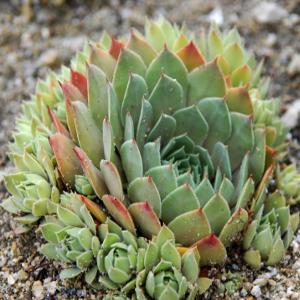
[{"xmin": 0, "ymin": 0, "xmax": 300, "ymax": 299}]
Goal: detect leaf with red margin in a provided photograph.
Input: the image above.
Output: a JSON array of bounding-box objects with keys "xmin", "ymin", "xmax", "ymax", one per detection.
[
  {"xmin": 65, "ymin": 98, "xmax": 78, "ymax": 143},
  {"xmin": 70, "ymin": 68, "xmax": 88, "ymax": 101},
  {"xmin": 265, "ymin": 146, "xmax": 278, "ymax": 172},
  {"xmin": 89, "ymin": 45, "xmax": 116, "ymax": 81},
  {"xmin": 47, "ymin": 107, "xmax": 71, "ymax": 138},
  {"xmin": 49, "ymin": 133, "xmax": 83, "ymax": 188},
  {"xmin": 109, "ymin": 36, "xmax": 124, "ymax": 60},
  {"xmin": 102, "ymin": 195, "xmax": 136, "ymax": 235},
  {"xmin": 73, "ymin": 147, "xmax": 108, "ymax": 198},
  {"xmin": 168, "ymin": 207, "xmax": 211, "ymax": 247},
  {"xmin": 60, "ymin": 82, "xmax": 87, "ymax": 105},
  {"xmin": 128, "ymin": 201, "xmax": 161, "ymax": 239},
  {"xmin": 226, "ymin": 85, "xmax": 254, "ymax": 115},
  {"xmin": 192, "ymin": 233, "xmax": 227, "ymax": 266},
  {"xmin": 176, "ymin": 41, "xmax": 205, "ymax": 72},
  {"xmin": 79, "ymin": 194, "xmax": 108, "ymax": 223}
]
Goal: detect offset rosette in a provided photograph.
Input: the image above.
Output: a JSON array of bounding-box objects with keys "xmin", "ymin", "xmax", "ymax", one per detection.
[{"xmin": 1, "ymin": 16, "xmax": 299, "ymax": 299}]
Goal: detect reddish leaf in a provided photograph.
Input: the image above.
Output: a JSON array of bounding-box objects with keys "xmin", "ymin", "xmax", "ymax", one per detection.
[{"xmin": 70, "ymin": 68, "xmax": 88, "ymax": 100}]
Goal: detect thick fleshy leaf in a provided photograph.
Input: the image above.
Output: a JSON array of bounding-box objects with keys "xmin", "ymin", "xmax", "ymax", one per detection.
[
  {"xmin": 172, "ymin": 33, "xmax": 189, "ymax": 52},
  {"xmin": 243, "ymin": 250, "xmax": 261, "ymax": 269},
  {"xmin": 102, "ymin": 195, "xmax": 136, "ymax": 235},
  {"xmin": 121, "ymin": 73, "xmax": 148, "ymax": 128},
  {"xmin": 120, "ymin": 138, "xmax": 143, "ymax": 183},
  {"xmin": 208, "ymin": 30, "xmax": 223, "ymax": 60},
  {"xmin": 108, "ymin": 36, "xmax": 124, "ymax": 60},
  {"xmin": 112, "ymin": 47, "xmax": 147, "ymax": 105},
  {"xmin": 226, "ymin": 112, "xmax": 254, "ymax": 170},
  {"xmin": 126, "ymin": 29, "xmax": 157, "ymax": 66},
  {"xmin": 161, "ymin": 241, "xmax": 181, "ymax": 269},
  {"xmin": 87, "ymin": 63, "xmax": 108, "ymax": 130},
  {"xmin": 219, "ymin": 207, "xmax": 248, "ymax": 246},
  {"xmin": 60, "ymin": 268, "xmax": 81, "ymax": 279},
  {"xmin": 144, "ymin": 18, "xmax": 165, "ymax": 52},
  {"xmin": 48, "ymin": 107, "xmax": 70, "ymax": 138},
  {"xmin": 70, "ymin": 100, "xmax": 104, "ymax": 166},
  {"xmin": 145, "ymin": 164, "xmax": 177, "ymax": 200},
  {"xmin": 176, "ymin": 41, "xmax": 205, "ymax": 72},
  {"xmin": 188, "ymin": 60, "xmax": 227, "ymax": 106},
  {"xmin": 148, "ymin": 73, "xmax": 184, "ymax": 125},
  {"xmin": 57, "ymin": 206, "xmax": 85, "ymax": 227},
  {"xmin": 192, "ymin": 234, "xmax": 227, "ymax": 266},
  {"xmin": 161, "ymin": 182, "xmax": 200, "ymax": 224},
  {"xmin": 49, "ymin": 133, "xmax": 83, "ymax": 188},
  {"xmin": 70, "ymin": 68, "xmax": 87, "ymax": 100},
  {"xmin": 60, "ymin": 82, "xmax": 86, "ymax": 104},
  {"xmin": 136, "ymin": 98, "xmax": 153, "ymax": 153},
  {"xmin": 74, "ymin": 147, "xmax": 109, "ymax": 198},
  {"xmin": 248, "ymin": 128, "xmax": 266, "ymax": 184},
  {"xmin": 173, "ymin": 104, "xmax": 208, "ymax": 145},
  {"xmin": 252, "ymin": 227, "xmax": 273, "ymax": 260},
  {"xmin": 100, "ymin": 160, "xmax": 123, "ymax": 201},
  {"xmin": 203, "ymin": 192, "xmax": 231, "ymax": 236},
  {"xmin": 79, "ymin": 195, "xmax": 107, "ymax": 223},
  {"xmin": 194, "ymin": 174, "xmax": 215, "ymax": 207},
  {"xmin": 129, "ymin": 201, "xmax": 161, "ymax": 240},
  {"xmin": 146, "ymin": 46, "xmax": 188, "ymax": 100},
  {"xmin": 147, "ymin": 113, "xmax": 176, "ymax": 146},
  {"xmin": 142, "ymin": 141, "xmax": 161, "ymax": 173},
  {"xmin": 265, "ymin": 237, "xmax": 285, "ymax": 266},
  {"xmin": 231, "ymin": 65, "xmax": 252, "ymax": 87},
  {"xmin": 224, "ymin": 42, "xmax": 244, "ymax": 72},
  {"xmin": 197, "ymin": 97, "xmax": 231, "ymax": 153},
  {"xmin": 168, "ymin": 208, "xmax": 211, "ymax": 246},
  {"xmin": 226, "ymin": 86, "xmax": 254, "ymax": 115},
  {"xmin": 128, "ymin": 176, "xmax": 161, "ymax": 217},
  {"xmin": 234, "ymin": 176, "xmax": 255, "ymax": 211},
  {"xmin": 211, "ymin": 142, "xmax": 232, "ymax": 180},
  {"xmin": 89, "ymin": 45, "xmax": 116, "ymax": 81}
]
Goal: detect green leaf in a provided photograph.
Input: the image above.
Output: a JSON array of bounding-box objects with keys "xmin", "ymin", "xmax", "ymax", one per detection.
[
  {"xmin": 226, "ymin": 112, "xmax": 254, "ymax": 170},
  {"xmin": 197, "ymin": 97, "xmax": 231, "ymax": 153},
  {"xmin": 161, "ymin": 182, "xmax": 199, "ymax": 224},
  {"xmin": 128, "ymin": 176, "xmax": 161, "ymax": 217},
  {"xmin": 60, "ymin": 268, "xmax": 81, "ymax": 279},
  {"xmin": 248, "ymin": 128, "xmax": 266, "ymax": 184},
  {"xmin": 126, "ymin": 29, "xmax": 157, "ymax": 66},
  {"xmin": 142, "ymin": 141, "xmax": 161, "ymax": 173},
  {"xmin": 173, "ymin": 104, "xmax": 208, "ymax": 145},
  {"xmin": 203, "ymin": 192, "xmax": 231, "ymax": 236},
  {"xmin": 121, "ymin": 73, "xmax": 148, "ymax": 129},
  {"xmin": 120, "ymin": 138, "xmax": 143, "ymax": 184},
  {"xmin": 87, "ymin": 63, "xmax": 108, "ymax": 130},
  {"xmin": 112, "ymin": 47, "xmax": 146, "ymax": 105},
  {"xmin": 145, "ymin": 164, "xmax": 177, "ymax": 200},
  {"xmin": 188, "ymin": 61, "xmax": 227, "ymax": 106},
  {"xmin": 129, "ymin": 201, "xmax": 161, "ymax": 240},
  {"xmin": 147, "ymin": 114, "xmax": 176, "ymax": 146},
  {"xmin": 168, "ymin": 208, "xmax": 211, "ymax": 246},
  {"xmin": 146, "ymin": 46, "xmax": 188, "ymax": 100},
  {"xmin": 148, "ymin": 73, "xmax": 184, "ymax": 125}
]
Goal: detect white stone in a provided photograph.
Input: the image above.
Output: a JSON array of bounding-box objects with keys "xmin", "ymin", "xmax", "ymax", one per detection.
[
  {"xmin": 282, "ymin": 99, "xmax": 300, "ymax": 128},
  {"xmin": 7, "ymin": 274, "xmax": 16, "ymax": 285},
  {"xmin": 32, "ymin": 281, "xmax": 44, "ymax": 298},
  {"xmin": 252, "ymin": 2, "xmax": 288, "ymax": 24},
  {"xmin": 287, "ymin": 54, "xmax": 300, "ymax": 76},
  {"xmin": 251, "ymin": 285, "xmax": 262, "ymax": 297},
  {"xmin": 44, "ymin": 281, "xmax": 57, "ymax": 294}
]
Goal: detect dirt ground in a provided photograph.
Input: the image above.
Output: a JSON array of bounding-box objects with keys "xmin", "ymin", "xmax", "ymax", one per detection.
[{"xmin": 0, "ymin": 0, "xmax": 300, "ymax": 299}]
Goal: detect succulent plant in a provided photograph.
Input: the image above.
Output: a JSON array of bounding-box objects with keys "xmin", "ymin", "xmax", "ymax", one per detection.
[{"xmin": 1, "ymin": 17, "xmax": 300, "ymax": 298}]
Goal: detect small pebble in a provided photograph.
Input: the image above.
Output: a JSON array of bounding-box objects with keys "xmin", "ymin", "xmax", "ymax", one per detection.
[
  {"xmin": 251, "ymin": 285, "xmax": 262, "ymax": 297},
  {"xmin": 17, "ymin": 269, "xmax": 29, "ymax": 281}
]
